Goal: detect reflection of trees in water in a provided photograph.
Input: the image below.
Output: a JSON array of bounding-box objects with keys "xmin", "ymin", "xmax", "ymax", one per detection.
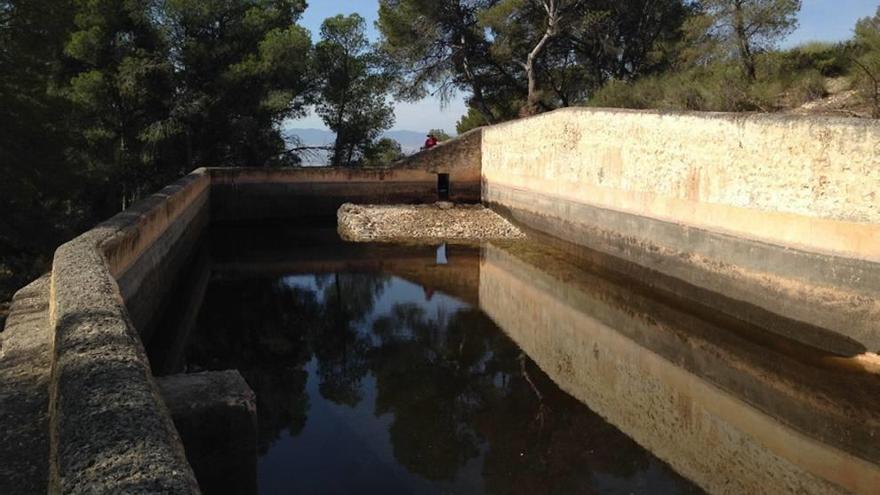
[
  {"xmin": 370, "ymin": 304, "xmax": 504, "ymax": 480},
  {"xmin": 474, "ymin": 357, "xmax": 672, "ymax": 495},
  {"xmin": 188, "ymin": 280, "xmax": 319, "ymax": 452},
  {"xmin": 189, "ymin": 273, "xmax": 698, "ymax": 493},
  {"xmin": 188, "ymin": 273, "xmax": 390, "ymax": 452},
  {"xmin": 370, "ymin": 303, "xmax": 699, "ymax": 493},
  {"xmin": 371, "ymin": 305, "xmax": 691, "ymax": 494},
  {"xmin": 311, "ymin": 273, "xmax": 389, "ymax": 406}
]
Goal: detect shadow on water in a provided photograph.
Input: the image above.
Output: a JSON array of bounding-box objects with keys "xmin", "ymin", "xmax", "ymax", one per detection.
[{"xmin": 151, "ymin": 222, "xmax": 880, "ymax": 495}]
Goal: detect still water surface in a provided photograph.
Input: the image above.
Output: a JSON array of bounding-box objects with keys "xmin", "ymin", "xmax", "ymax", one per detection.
[
  {"xmin": 155, "ymin": 225, "xmax": 880, "ymax": 495},
  {"xmin": 187, "ymin": 251, "xmax": 699, "ymax": 493}
]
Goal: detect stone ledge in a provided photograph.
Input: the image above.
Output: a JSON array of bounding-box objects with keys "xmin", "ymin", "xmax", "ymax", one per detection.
[
  {"xmin": 49, "ymin": 231, "xmax": 199, "ymax": 495},
  {"xmin": 47, "ymin": 171, "xmax": 209, "ymax": 495}
]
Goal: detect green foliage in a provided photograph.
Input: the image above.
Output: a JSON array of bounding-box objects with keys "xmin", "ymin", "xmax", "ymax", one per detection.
[
  {"xmin": 703, "ymin": 0, "xmax": 802, "ymax": 80},
  {"xmin": 589, "ymin": 45, "xmax": 837, "ymax": 113},
  {"xmin": 456, "ymin": 107, "xmax": 490, "ymax": 134},
  {"xmin": 427, "ymin": 129, "xmax": 452, "ymax": 141},
  {"xmin": 63, "ymin": 0, "xmax": 176, "ymax": 208},
  {"xmin": 853, "ymin": 7, "xmax": 880, "ymax": 117},
  {"xmin": 0, "ymin": 0, "xmax": 80, "ymax": 302},
  {"xmin": 362, "ymin": 138, "xmax": 405, "ymax": 167},
  {"xmin": 787, "ymin": 69, "xmax": 827, "ymax": 105},
  {"xmin": 385, "ymin": 0, "xmax": 696, "ymax": 123},
  {"xmin": 377, "ymin": 0, "xmax": 503, "ymax": 126},
  {"xmin": 789, "ymin": 42, "xmax": 851, "ymax": 77},
  {"xmin": 165, "ymin": 0, "xmax": 313, "ymax": 169},
  {"xmin": 315, "ymin": 14, "xmax": 395, "ymax": 167},
  {"xmin": 1, "ymin": 0, "xmax": 317, "ymax": 302}
]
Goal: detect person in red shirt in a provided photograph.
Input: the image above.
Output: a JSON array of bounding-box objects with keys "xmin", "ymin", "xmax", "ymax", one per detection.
[{"xmin": 423, "ymin": 133, "xmax": 438, "ymax": 150}]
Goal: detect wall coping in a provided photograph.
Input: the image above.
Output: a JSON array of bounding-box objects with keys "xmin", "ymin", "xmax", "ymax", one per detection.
[
  {"xmin": 485, "ymin": 105, "xmax": 880, "ymax": 130},
  {"xmin": 47, "ymin": 171, "xmax": 209, "ymax": 494}
]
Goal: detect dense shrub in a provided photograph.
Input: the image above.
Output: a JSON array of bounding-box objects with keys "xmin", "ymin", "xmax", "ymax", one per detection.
[
  {"xmin": 853, "ymin": 8, "xmax": 880, "ymax": 117},
  {"xmin": 788, "ymin": 70, "xmax": 828, "ymax": 105},
  {"xmin": 589, "ymin": 44, "xmax": 846, "ymax": 113},
  {"xmin": 797, "ymin": 42, "xmax": 850, "ymax": 77}
]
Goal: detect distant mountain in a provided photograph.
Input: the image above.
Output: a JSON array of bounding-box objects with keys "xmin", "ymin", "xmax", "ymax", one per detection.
[
  {"xmin": 282, "ymin": 128, "xmax": 336, "ymax": 147},
  {"xmin": 383, "ymin": 130, "xmax": 431, "ymax": 150}
]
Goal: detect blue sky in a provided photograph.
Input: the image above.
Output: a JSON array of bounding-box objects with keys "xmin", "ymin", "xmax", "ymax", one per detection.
[{"xmin": 288, "ymin": 0, "xmax": 880, "ymax": 133}]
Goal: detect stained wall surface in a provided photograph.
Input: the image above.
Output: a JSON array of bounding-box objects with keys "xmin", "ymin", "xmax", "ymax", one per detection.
[{"xmin": 481, "ymin": 108, "xmax": 880, "ymax": 351}]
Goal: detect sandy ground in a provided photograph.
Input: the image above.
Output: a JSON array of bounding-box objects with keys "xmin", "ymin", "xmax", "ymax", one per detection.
[{"xmin": 338, "ymin": 202, "xmax": 526, "ymax": 243}]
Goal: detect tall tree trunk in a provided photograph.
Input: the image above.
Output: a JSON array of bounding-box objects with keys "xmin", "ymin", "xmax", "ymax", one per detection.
[
  {"xmin": 459, "ymin": 45, "xmax": 496, "ymax": 124},
  {"xmin": 520, "ymin": 0, "xmax": 559, "ymax": 116},
  {"xmin": 333, "ymin": 128, "xmax": 345, "ymax": 167},
  {"xmin": 733, "ymin": 1, "xmax": 756, "ymax": 81}
]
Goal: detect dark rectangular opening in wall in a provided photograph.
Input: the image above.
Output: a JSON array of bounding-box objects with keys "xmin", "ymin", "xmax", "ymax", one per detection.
[{"xmin": 438, "ymin": 173, "xmax": 450, "ymax": 201}]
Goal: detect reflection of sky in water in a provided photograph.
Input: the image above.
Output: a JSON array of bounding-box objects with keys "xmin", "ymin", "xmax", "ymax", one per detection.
[{"xmin": 262, "ymin": 274, "xmax": 484, "ymax": 495}]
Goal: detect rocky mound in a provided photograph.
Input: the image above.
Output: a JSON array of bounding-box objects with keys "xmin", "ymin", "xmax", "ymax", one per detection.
[{"xmin": 338, "ymin": 202, "xmax": 526, "ymax": 243}]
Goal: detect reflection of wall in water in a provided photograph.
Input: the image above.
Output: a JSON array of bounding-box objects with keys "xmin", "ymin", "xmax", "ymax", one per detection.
[{"xmin": 477, "ymin": 243, "xmax": 880, "ymax": 495}]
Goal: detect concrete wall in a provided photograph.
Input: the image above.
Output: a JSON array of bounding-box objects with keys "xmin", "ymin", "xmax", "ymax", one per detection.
[
  {"xmin": 211, "ymin": 129, "xmax": 482, "ymax": 222},
  {"xmin": 482, "ymin": 108, "xmax": 880, "ymax": 351},
  {"xmin": 48, "ymin": 172, "xmax": 208, "ymax": 494},
  {"xmin": 105, "ymin": 172, "xmax": 210, "ymax": 344}
]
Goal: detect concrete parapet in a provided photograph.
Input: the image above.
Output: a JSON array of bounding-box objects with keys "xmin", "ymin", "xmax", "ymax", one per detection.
[
  {"xmin": 108, "ymin": 172, "xmax": 210, "ymax": 343},
  {"xmin": 47, "ymin": 172, "xmax": 208, "ymax": 494},
  {"xmin": 157, "ymin": 371, "xmax": 257, "ymax": 495},
  {"xmin": 0, "ymin": 276, "xmax": 52, "ymax": 494},
  {"xmin": 392, "ymin": 127, "xmax": 482, "ymax": 177}
]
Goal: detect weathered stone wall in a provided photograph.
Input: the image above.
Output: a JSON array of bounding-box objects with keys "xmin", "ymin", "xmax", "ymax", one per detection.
[
  {"xmin": 394, "ymin": 127, "xmax": 482, "ymax": 183},
  {"xmin": 483, "ymin": 108, "xmax": 880, "ymax": 244},
  {"xmin": 482, "ymin": 108, "xmax": 880, "ymax": 350},
  {"xmin": 48, "ymin": 172, "xmax": 207, "ymax": 494},
  {"xmin": 104, "ymin": 171, "xmax": 210, "ymax": 344}
]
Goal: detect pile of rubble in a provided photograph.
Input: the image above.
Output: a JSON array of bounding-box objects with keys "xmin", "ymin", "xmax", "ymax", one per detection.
[{"xmin": 338, "ymin": 202, "xmax": 526, "ymax": 243}]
